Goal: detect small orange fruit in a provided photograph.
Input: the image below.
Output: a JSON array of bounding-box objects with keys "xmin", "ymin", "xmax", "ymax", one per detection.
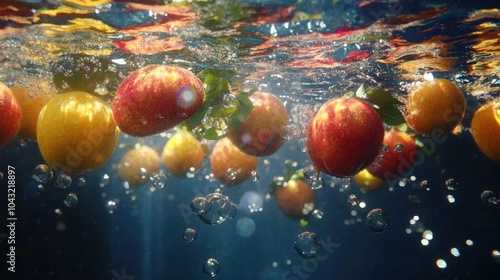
[
  {"xmin": 162, "ymin": 130, "xmax": 204, "ymax": 178},
  {"xmin": 405, "ymin": 78, "xmax": 466, "ymax": 135},
  {"xmin": 118, "ymin": 145, "xmax": 160, "ymax": 186},
  {"xmin": 275, "ymin": 179, "xmax": 315, "ymax": 219},
  {"xmin": 471, "ymin": 100, "xmax": 500, "ymax": 161},
  {"xmin": 210, "ymin": 138, "xmax": 259, "ymax": 186}
]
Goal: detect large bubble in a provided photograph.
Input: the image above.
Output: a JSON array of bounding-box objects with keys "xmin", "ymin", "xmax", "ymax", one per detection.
[
  {"xmin": 294, "ymin": 231, "xmax": 322, "ymax": 260},
  {"xmin": 366, "ymin": 208, "xmax": 390, "ymax": 233}
]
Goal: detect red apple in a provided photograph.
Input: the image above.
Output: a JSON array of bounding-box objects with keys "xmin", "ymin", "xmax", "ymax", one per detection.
[
  {"xmin": 275, "ymin": 179, "xmax": 315, "ymax": 219},
  {"xmin": 0, "ymin": 82, "xmax": 22, "ymax": 148},
  {"xmin": 112, "ymin": 65, "xmax": 203, "ymax": 136},
  {"xmin": 210, "ymin": 137, "xmax": 259, "ymax": 186},
  {"xmin": 226, "ymin": 91, "xmax": 290, "ymax": 156},
  {"xmin": 306, "ymin": 97, "xmax": 384, "ymax": 177},
  {"xmin": 367, "ymin": 130, "xmax": 418, "ymax": 180}
]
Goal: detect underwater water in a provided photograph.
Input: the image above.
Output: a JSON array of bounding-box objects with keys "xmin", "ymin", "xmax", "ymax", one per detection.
[{"xmin": 1, "ymin": 0, "xmax": 500, "ymax": 279}]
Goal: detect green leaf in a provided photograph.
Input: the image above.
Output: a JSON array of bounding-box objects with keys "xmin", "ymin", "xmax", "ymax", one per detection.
[
  {"xmin": 227, "ymin": 93, "xmax": 254, "ymax": 127},
  {"xmin": 201, "ymin": 127, "xmax": 224, "ymax": 140},
  {"xmin": 342, "ymin": 91, "xmax": 355, "ymax": 98},
  {"xmin": 355, "ymin": 83, "xmax": 366, "ymax": 99},
  {"xmin": 290, "ymin": 169, "xmax": 305, "ymax": 181},
  {"xmin": 365, "ymin": 89, "xmax": 404, "ymax": 106},
  {"xmin": 372, "ymin": 105, "xmax": 406, "ymax": 126},
  {"xmin": 365, "ymin": 89, "xmax": 406, "ymax": 126}
]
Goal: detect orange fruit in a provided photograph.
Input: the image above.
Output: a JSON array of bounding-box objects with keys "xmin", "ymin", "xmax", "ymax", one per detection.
[
  {"xmin": 37, "ymin": 91, "xmax": 120, "ymax": 174},
  {"xmin": 0, "ymin": 82, "xmax": 22, "ymax": 148},
  {"xmin": 11, "ymin": 80, "xmax": 57, "ymax": 139},
  {"xmin": 353, "ymin": 169, "xmax": 385, "ymax": 192},
  {"xmin": 162, "ymin": 130, "xmax": 204, "ymax": 178},
  {"xmin": 210, "ymin": 137, "xmax": 259, "ymax": 186},
  {"xmin": 118, "ymin": 145, "xmax": 161, "ymax": 186},
  {"xmin": 275, "ymin": 179, "xmax": 315, "ymax": 219},
  {"xmin": 471, "ymin": 100, "xmax": 500, "ymax": 161},
  {"xmin": 405, "ymin": 79, "xmax": 466, "ymax": 135}
]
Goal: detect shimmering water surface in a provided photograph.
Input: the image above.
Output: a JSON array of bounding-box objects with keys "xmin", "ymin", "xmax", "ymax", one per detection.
[{"xmin": 1, "ymin": 0, "xmax": 500, "ymax": 279}]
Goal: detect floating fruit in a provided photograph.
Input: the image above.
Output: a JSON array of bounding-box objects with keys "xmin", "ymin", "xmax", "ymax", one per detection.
[
  {"xmin": 118, "ymin": 145, "xmax": 161, "ymax": 186},
  {"xmin": 10, "ymin": 80, "xmax": 56, "ymax": 139},
  {"xmin": 405, "ymin": 78, "xmax": 466, "ymax": 135},
  {"xmin": 275, "ymin": 179, "xmax": 315, "ymax": 219},
  {"xmin": 367, "ymin": 130, "xmax": 418, "ymax": 180},
  {"xmin": 471, "ymin": 100, "xmax": 500, "ymax": 161},
  {"xmin": 306, "ymin": 97, "xmax": 384, "ymax": 177},
  {"xmin": 353, "ymin": 168, "xmax": 385, "ymax": 192},
  {"xmin": 210, "ymin": 137, "xmax": 258, "ymax": 186},
  {"xmin": 0, "ymin": 82, "xmax": 22, "ymax": 148},
  {"xmin": 37, "ymin": 91, "xmax": 120, "ymax": 174},
  {"xmin": 162, "ymin": 129, "xmax": 204, "ymax": 178},
  {"xmin": 112, "ymin": 65, "xmax": 204, "ymax": 137},
  {"xmin": 226, "ymin": 91, "xmax": 290, "ymax": 157}
]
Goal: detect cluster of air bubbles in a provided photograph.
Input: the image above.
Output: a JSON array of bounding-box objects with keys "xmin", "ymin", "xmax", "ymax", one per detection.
[
  {"xmin": 366, "ymin": 208, "xmax": 390, "ymax": 233},
  {"xmin": 303, "ymin": 164, "xmax": 319, "ymax": 181},
  {"xmin": 64, "ymin": 193, "xmax": 78, "ymax": 207},
  {"xmin": 480, "ymin": 190, "xmax": 499, "ymax": 207},
  {"xmin": 105, "ymin": 200, "xmax": 118, "ymax": 214},
  {"xmin": 191, "ymin": 191, "xmax": 236, "ymax": 225},
  {"xmin": 183, "ymin": 228, "xmax": 198, "ymax": 243},
  {"xmin": 294, "ymin": 232, "xmax": 322, "ymax": 260},
  {"xmin": 420, "ymin": 230, "xmax": 434, "ymax": 246},
  {"xmin": 32, "ymin": 164, "xmax": 53, "ymax": 183},
  {"xmin": 445, "ymin": 178, "xmax": 459, "ymax": 191},
  {"xmin": 56, "ymin": 174, "xmax": 72, "ymax": 189},
  {"xmin": 202, "ymin": 258, "xmax": 220, "ymax": 277},
  {"xmin": 150, "ymin": 172, "xmax": 169, "ymax": 189},
  {"xmin": 302, "ymin": 202, "xmax": 315, "ymax": 216},
  {"xmin": 281, "ymin": 124, "xmax": 301, "ymax": 141}
]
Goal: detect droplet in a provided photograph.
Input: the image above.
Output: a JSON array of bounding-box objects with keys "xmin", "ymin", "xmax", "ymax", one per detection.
[
  {"xmin": 226, "ymin": 168, "xmax": 237, "ymax": 181},
  {"xmin": 447, "ymin": 194, "xmax": 456, "ymax": 203},
  {"xmin": 250, "ymin": 170, "xmax": 260, "ymax": 182},
  {"xmin": 380, "ymin": 145, "xmax": 390, "ymax": 153},
  {"xmin": 312, "ymin": 209, "xmax": 323, "ymax": 219},
  {"xmin": 183, "ymin": 228, "xmax": 198, "ymax": 243},
  {"xmin": 77, "ymin": 177, "xmax": 87, "ymax": 187},
  {"xmin": 435, "ymin": 259, "xmax": 447, "ymax": 269},
  {"xmin": 139, "ymin": 167, "xmax": 148, "ymax": 179},
  {"xmin": 347, "ymin": 194, "xmax": 358, "ymax": 206},
  {"xmin": 54, "ymin": 208, "xmax": 62, "ymax": 217},
  {"xmin": 394, "ymin": 144, "xmax": 404, "ymax": 153},
  {"xmin": 450, "ymin": 248, "xmax": 460, "ymax": 257},
  {"xmin": 294, "ymin": 231, "xmax": 322, "ymax": 260},
  {"xmin": 32, "ymin": 164, "xmax": 53, "ymax": 183},
  {"xmin": 281, "ymin": 124, "xmax": 301, "ymax": 141},
  {"xmin": 480, "ymin": 190, "xmax": 499, "ymax": 207},
  {"xmin": 56, "ymin": 174, "xmax": 72, "ymax": 189},
  {"xmin": 105, "ymin": 200, "xmax": 117, "ymax": 214},
  {"xmin": 202, "ymin": 258, "xmax": 220, "ymax": 277},
  {"xmin": 218, "ymin": 201, "xmax": 237, "ymax": 220},
  {"xmin": 190, "ymin": 196, "xmax": 210, "ymax": 214},
  {"xmin": 445, "ymin": 178, "xmax": 459, "ymax": 191},
  {"xmin": 150, "ymin": 172, "xmax": 169, "ymax": 189},
  {"xmin": 303, "ymin": 164, "xmax": 319, "ymax": 181},
  {"xmin": 64, "ymin": 193, "xmax": 78, "ymax": 207},
  {"xmin": 366, "ymin": 208, "xmax": 390, "ymax": 233}
]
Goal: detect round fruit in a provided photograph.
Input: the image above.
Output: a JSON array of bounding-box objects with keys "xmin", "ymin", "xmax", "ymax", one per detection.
[
  {"xmin": 37, "ymin": 91, "xmax": 120, "ymax": 174},
  {"xmin": 112, "ymin": 65, "xmax": 204, "ymax": 137},
  {"xmin": 226, "ymin": 91, "xmax": 290, "ymax": 157},
  {"xmin": 0, "ymin": 82, "xmax": 22, "ymax": 148},
  {"xmin": 306, "ymin": 97, "xmax": 384, "ymax": 177},
  {"xmin": 275, "ymin": 179, "xmax": 315, "ymax": 219},
  {"xmin": 210, "ymin": 137, "xmax": 259, "ymax": 186},
  {"xmin": 353, "ymin": 169, "xmax": 385, "ymax": 192},
  {"xmin": 405, "ymin": 78, "xmax": 466, "ymax": 135},
  {"xmin": 471, "ymin": 100, "xmax": 500, "ymax": 161},
  {"xmin": 11, "ymin": 81, "xmax": 56, "ymax": 139},
  {"xmin": 162, "ymin": 130, "xmax": 204, "ymax": 178},
  {"xmin": 367, "ymin": 130, "xmax": 418, "ymax": 180},
  {"xmin": 118, "ymin": 145, "xmax": 161, "ymax": 186}
]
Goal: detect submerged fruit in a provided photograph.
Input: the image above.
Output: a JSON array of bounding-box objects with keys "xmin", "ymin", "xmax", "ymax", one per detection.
[
  {"xmin": 353, "ymin": 169, "xmax": 385, "ymax": 192},
  {"xmin": 112, "ymin": 65, "xmax": 204, "ymax": 137},
  {"xmin": 306, "ymin": 97, "xmax": 384, "ymax": 177},
  {"xmin": 210, "ymin": 137, "xmax": 259, "ymax": 186},
  {"xmin": 471, "ymin": 100, "xmax": 500, "ymax": 161},
  {"xmin": 162, "ymin": 130, "xmax": 204, "ymax": 178},
  {"xmin": 275, "ymin": 179, "xmax": 315, "ymax": 219},
  {"xmin": 37, "ymin": 91, "xmax": 120, "ymax": 174},
  {"xmin": 118, "ymin": 145, "xmax": 161, "ymax": 186},
  {"xmin": 226, "ymin": 91, "xmax": 290, "ymax": 157},
  {"xmin": 0, "ymin": 82, "xmax": 22, "ymax": 148},
  {"xmin": 405, "ymin": 78, "xmax": 466, "ymax": 135},
  {"xmin": 11, "ymin": 81, "xmax": 56, "ymax": 139},
  {"xmin": 367, "ymin": 130, "xmax": 418, "ymax": 180}
]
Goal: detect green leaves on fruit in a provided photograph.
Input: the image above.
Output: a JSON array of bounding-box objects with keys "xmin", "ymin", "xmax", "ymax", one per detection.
[{"xmin": 184, "ymin": 69, "xmax": 254, "ymax": 140}]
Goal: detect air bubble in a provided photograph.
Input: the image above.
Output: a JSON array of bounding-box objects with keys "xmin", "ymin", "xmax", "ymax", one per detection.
[
  {"xmin": 56, "ymin": 174, "xmax": 72, "ymax": 189},
  {"xmin": 250, "ymin": 170, "xmax": 260, "ymax": 182},
  {"xmin": 445, "ymin": 178, "xmax": 459, "ymax": 191},
  {"xmin": 347, "ymin": 194, "xmax": 358, "ymax": 206},
  {"xmin": 32, "ymin": 164, "xmax": 53, "ymax": 183},
  {"xmin": 394, "ymin": 144, "xmax": 404, "ymax": 153},
  {"xmin": 226, "ymin": 168, "xmax": 237, "ymax": 180},
  {"xmin": 183, "ymin": 228, "xmax": 198, "ymax": 243},
  {"xmin": 380, "ymin": 145, "xmax": 390, "ymax": 153},
  {"xmin": 294, "ymin": 231, "xmax": 322, "ymax": 260},
  {"xmin": 312, "ymin": 209, "xmax": 323, "ymax": 219},
  {"xmin": 105, "ymin": 200, "xmax": 117, "ymax": 214},
  {"xmin": 303, "ymin": 164, "xmax": 319, "ymax": 181},
  {"xmin": 202, "ymin": 258, "xmax": 220, "ymax": 277},
  {"xmin": 64, "ymin": 193, "xmax": 78, "ymax": 207},
  {"xmin": 366, "ymin": 208, "xmax": 390, "ymax": 233},
  {"xmin": 190, "ymin": 197, "xmax": 210, "ymax": 214},
  {"xmin": 480, "ymin": 190, "xmax": 499, "ymax": 207},
  {"xmin": 150, "ymin": 172, "xmax": 169, "ymax": 189},
  {"xmin": 281, "ymin": 124, "xmax": 301, "ymax": 141}
]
